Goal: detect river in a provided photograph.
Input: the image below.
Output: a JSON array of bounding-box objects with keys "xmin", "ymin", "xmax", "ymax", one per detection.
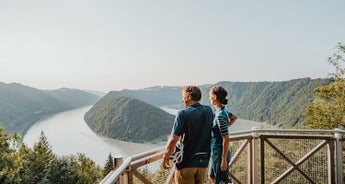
[
  {"xmin": 23, "ymin": 105, "xmax": 265, "ymax": 167},
  {"xmin": 23, "ymin": 106, "xmax": 160, "ymax": 167}
]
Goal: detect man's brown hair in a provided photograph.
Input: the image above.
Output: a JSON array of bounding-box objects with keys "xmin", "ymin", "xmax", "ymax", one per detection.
[{"xmin": 182, "ymin": 86, "xmax": 202, "ymax": 101}]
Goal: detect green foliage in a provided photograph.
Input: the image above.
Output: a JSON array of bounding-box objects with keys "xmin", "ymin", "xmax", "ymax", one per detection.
[
  {"xmin": 304, "ymin": 80, "xmax": 345, "ymax": 129},
  {"xmin": 304, "ymin": 43, "xmax": 345, "ymax": 129},
  {"xmin": 0, "ymin": 127, "xmax": 102, "ymax": 183},
  {"xmin": 133, "ymin": 166, "xmax": 171, "ymax": 184},
  {"xmin": 103, "ymin": 153, "xmax": 114, "ymax": 177},
  {"xmin": 72, "ymin": 153, "xmax": 103, "ymax": 184},
  {"xmin": 84, "ymin": 96, "xmax": 175, "ymax": 143},
  {"xmin": 42, "ymin": 154, "xmax": 102, "ymax": 184},
  {"xmin": 42, "ymin": 155, "xmax": 74, "ymax": 184},
  {"xmin": 20, "ymin": 131, "xmax": 56, "ymax": 183},
  {"xmin": 0, "ymin": 126, "xmax": 23, "ymax": 183},
  {"xmin": 302, "ymin": 42, "xmax": 345, "ymax": 181},
  {"xmin": 147, "ymin": 166, "xmax": 171, "ymax": 183},
  {"xmin": 109, "ymin": 86, "xmax": 184, "ymax": 106},
  {"xmin": 0, "ymin": 83, "xmax": 101, "ymax": 135},
  {"xmin": 201, "ymin": 78, "xmax": 331, "ymax": 128},
  {"xmin": 106, "ymin": 78, "xmax": 331, "ymax": 129},
  {"xmin": 327, "ymin": 42, "xmax": 345, "ymax": 80}
]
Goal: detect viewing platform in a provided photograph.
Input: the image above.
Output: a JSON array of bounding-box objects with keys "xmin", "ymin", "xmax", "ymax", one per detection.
[{"xmin": 100, "ymin": 128, "xmax": 345, "ymax": 184}]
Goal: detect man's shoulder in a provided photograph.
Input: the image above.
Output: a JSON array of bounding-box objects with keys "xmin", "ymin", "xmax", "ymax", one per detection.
[
  {"xmin": 201, "ymin": 104, "xmax": 213, "ymax": 112},
  {"xmin": 179, "ymin": 104, "xmax": 212, "ymax": 114},
  {"xmin": 193, "ymin": 104, "xmax": 213, "ymax": 113}
]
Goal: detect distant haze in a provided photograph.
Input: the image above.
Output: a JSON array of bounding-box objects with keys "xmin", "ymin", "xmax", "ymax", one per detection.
[{"xmin": 1, "ymin": 1, "xmax": 344, "ymax": 92}]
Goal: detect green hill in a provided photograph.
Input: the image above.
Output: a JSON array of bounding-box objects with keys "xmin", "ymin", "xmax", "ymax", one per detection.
[
  {"xmin": 105, "ymin": 78, "xmax": 332, "ymax": 129},
  {"xmin": 108, "ymin": 86, "xmax": 184, "ymax": 107},
  {"xmin": 200, "ymin": 78, "xmax": 332, "ymax": 128},
  {"xmin": 0, "ymin": 82, "xmax": 101, "ymax": 135},
  {"xmin": 84, "ymin": 95, "xmax": 175, "ymax": 143},
  {"xmin": 107, "ymin": 84, "xmax": 212, "ymax": 109}
]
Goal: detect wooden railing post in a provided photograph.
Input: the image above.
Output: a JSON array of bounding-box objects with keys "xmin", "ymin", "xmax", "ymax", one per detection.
[
  {"xmin": 251, "ymin": 127, "xmax": 259, "ymax": 184},
  {"xmin": 334, "ymin": 128, "xmax": 343, "ymax": 184},
  {"xmin": 327, "ymin": 139, "xmax": 335, "ymax": 184},
  {"xmin": 114, "ymin": 156, "xmax": 124, "ymax": 184}
]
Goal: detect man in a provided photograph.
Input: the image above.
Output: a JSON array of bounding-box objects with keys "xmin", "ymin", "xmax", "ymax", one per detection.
[{"xmin": 162, "ymin": 85, "xmax": 213, "ymax": 184}]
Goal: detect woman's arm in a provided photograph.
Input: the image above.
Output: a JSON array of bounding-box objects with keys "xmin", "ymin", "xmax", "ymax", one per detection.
[
  {"xmin": 221, "ymin": 134, "xmax": 229, "ymax": 171},
  {"xmin": 228, "ymin": 114, "xmax": 237, "ymax": 126}
]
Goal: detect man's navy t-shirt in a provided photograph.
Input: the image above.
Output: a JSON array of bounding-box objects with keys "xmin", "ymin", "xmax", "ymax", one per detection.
[{"xmin": 172, "ymin": 103, "xmax": 213, "ymax": 169}]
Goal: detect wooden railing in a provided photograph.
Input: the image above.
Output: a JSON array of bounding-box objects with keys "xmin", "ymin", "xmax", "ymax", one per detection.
[{"xmin": 100, "ymin": 128, "xmax": 345, "ymax": 184}]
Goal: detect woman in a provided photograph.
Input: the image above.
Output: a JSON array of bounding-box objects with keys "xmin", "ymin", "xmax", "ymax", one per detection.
[{"xmin": 208, "ymin": 86, "xmax": 235, "ymax": 184}]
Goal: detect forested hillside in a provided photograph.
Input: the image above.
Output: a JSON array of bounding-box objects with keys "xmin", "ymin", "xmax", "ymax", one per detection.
[
  {"xmin": 0, "ymin": 82, "xmax": 101, "ymax": 135},
  {"xmin": 105, "ymin": 78, "xmax": 332, "ymax": 129},
  {"xmin": 84, "ymin": 95, "xmax": 175, "ymax": 143},
  {"xmin": 201, "ymin": 78, "xmax": 332, "ymax": 128},
  {"xmin": 108, "ymin": 86, "xmax": 184, "ymax": 107}
]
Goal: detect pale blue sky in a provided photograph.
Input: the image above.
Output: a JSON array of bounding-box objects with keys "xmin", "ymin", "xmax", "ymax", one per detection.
[{"xmin": 0, "ymin": 0, "xmax": 344, "ymax": 92}]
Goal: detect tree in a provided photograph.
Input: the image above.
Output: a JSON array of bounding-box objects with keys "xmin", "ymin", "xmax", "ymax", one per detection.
[
  {"xmin": 303, "ymin": 43, "xmax": 345, "ymax": 129},
  {"xmin": 1, "ymin": 127, "xmax": 104, "ymax": 183},
  {"xmin": 328, "ymin": 43, "xmax": 345, "ymax": 80},
  {"xmin": 302, "ymin": 43, "xmax": 345, "ymax": 181},
  {"xmin": 103, "ymin": 153, "xmax": 114, "ymax": 177},
  {"xmin": 42, "ymin": 155, "xmax": 75, "ymax": 184},
  {"xmin": 20, "ymin": 131, "xmax": 56, "ymax": 184},
  {"xmin": 0, "ymin": 126, "xmax": 23, "ymax": 184},
  {"xmin": 42, "ymin": 154, "xmax": 102, "ymax": 184},
  {"xmin": 73, "ymin": 153, "xmax": 103, "ymax": 184}
]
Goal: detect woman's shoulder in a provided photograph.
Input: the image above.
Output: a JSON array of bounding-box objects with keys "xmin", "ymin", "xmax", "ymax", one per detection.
[{"xmin": 216, "ymin": 108, "xmax": 229, "ymax": 117}]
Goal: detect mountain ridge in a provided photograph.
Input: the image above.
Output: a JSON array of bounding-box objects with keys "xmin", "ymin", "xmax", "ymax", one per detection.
[
  {"xmin": 0, "ymin": 77, "xmax": 333, "ymax": 139},
  {"xmin": 0, "ymin": 82, "xmax": 101, "ymax": 135},
  {"xmin": 107, "ymin": 77, "xmax": 332, "ymax": 128}
]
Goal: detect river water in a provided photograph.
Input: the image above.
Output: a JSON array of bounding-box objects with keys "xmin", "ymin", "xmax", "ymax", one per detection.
[
  {"xmin": 23, "ymin": 105, "xmax": 264, "ymax": 167},
  {"xmin": 23, "ymin": 106, "xmax": 160, "ymax": 167}
]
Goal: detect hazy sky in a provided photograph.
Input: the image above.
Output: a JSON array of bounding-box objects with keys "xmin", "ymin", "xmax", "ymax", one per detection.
[{"xmin": 1, "ymin": 0, "xmax": 344, "ymax": 92}]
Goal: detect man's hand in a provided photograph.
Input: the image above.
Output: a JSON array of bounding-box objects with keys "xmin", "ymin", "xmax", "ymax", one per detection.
[
  {"xmin": 162, "ymin": 155, "xmax": 171, "ymax": 169},
  {"xmin": 162, "ymin": 134, "xmax": 179, "ymax": 169}
]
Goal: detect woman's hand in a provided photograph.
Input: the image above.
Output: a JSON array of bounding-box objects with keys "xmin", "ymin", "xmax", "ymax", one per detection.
[{"xmin": 221, "ymin": 158, "xmax": 227, "ymax": 171}]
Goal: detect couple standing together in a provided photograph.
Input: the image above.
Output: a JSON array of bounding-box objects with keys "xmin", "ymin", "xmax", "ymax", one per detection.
[{"xmin": 162, "ymin": 85, "xmax": 237, "ymax": 184}]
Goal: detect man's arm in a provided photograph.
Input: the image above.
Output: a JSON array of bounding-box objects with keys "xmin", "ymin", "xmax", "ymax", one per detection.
[{"xmin": 162, "ymin": 134, "xmax": 179, "ymax": 169}]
